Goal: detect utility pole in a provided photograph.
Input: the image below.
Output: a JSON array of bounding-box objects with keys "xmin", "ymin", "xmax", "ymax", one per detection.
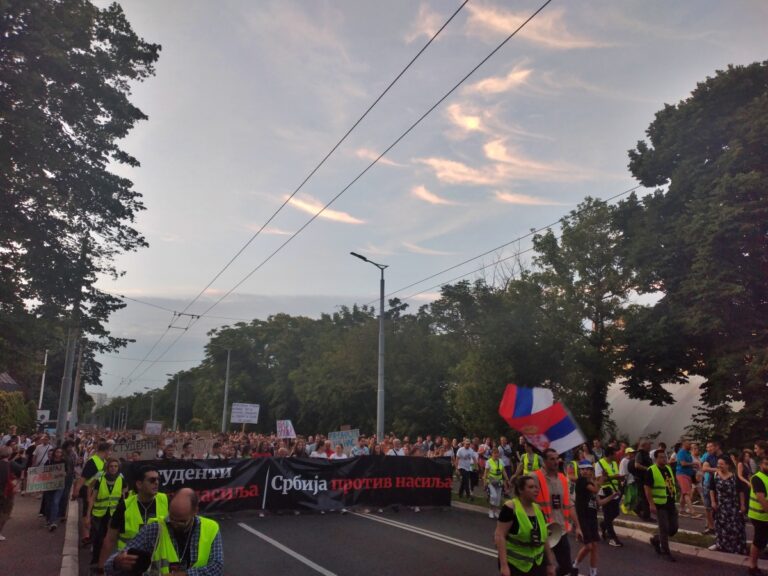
[
  {"xmin": 56, "ymin": 328, "xmax": 78, "ymax": 442},
  {"xmin": 221, "ymin": 349, "xmax": 231, "ymax": 433},
  {"xmin": 38, "ymin": 349, "xmax": 48, "ymax": 410},
  {"xmin": 173, "ymin": 373, "xmax": 180, "ymax": 431},
  {"xmin": 69, "ymin": 339, "xmax": 85, "ymax": 430}
]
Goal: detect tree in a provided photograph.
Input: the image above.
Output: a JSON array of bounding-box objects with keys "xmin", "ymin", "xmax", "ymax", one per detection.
[
  {"xmin": 0, "ymin": 0, "xmax": 160, "ymax": 384},
  {"xmin": 619, "ymin": 61, "xmax": 768, "ymax": 443}
]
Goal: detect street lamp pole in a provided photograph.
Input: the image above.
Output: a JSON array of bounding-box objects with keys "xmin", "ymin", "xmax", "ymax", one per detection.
[
  {"xmin": 170, "ymin": 373, "xmax": 180, "ymax": 431},
  {"xmin": 221, "ymin": 348, "xmax": 231, "ymax": 433},
  {"xmin": 144, "ymin": 387, "xmax": 154, "ymax": 421},
  {"xmin": 350, "ymin": 252, "xmax": 388, "ymax": 442}
]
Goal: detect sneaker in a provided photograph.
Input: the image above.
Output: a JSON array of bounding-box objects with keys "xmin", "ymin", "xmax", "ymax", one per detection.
[
  {"xmin": 489, "ymin": 510, "xmax": 495, "ymax": 519},
  {"xmin": 0, "ymin": 534, "xmax": 6, "ymax": 541},
  {"xmin": 377, "ymin": 508, "xmax": 384, "ymax": 513},
  {"xmin": 293, "ymin": 510, "xmax": 301, "ymax": 516},
  {"xmin": 702, "ymin": 527, "xmax": 715, "ymax": 535},
  {"xmin": 341, "ymin": 508, "xmax": 348, "ymax": 515},
  {"xmin": 413, "ymin": 506, "xmax": 420, "ymax": 513},
  {"xmin": 608, "ymin": 538, "xmax": 623, "ymax": 547},
  {"xmin": 707, "ymin": 544, "xmax": 719, "ymax": 551},
  {"xmin": 650, "ymin": 536, "xmax": 661, "ymax": 555},
  {"xmin": 48, "ymin": 523, "xmax": 57, "ymax": 532}
]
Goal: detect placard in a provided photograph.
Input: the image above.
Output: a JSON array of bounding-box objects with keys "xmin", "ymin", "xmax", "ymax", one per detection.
[
  {"xmin": 111, "ymin": 439, "xmax": 158, "ymax": 460},
  {"xmin": 329, "ymin": 429, "xmax": 360, "ymax": 453},
  {"xmin": 26, "ymin": 463, "xmax": 66, "ymax": 493},
  {"xmin": 143, "ymin": 420, "xmax": 163, "ymax": 436},
  {"xmin": 276, "ymin": 419, "xmax": 296, "ymax": 439},
  {"xmin": 230, "ymin": 403, "xmax": 260, "ymax": 424},
  {"xmin": 36, "ymin": 410, "xmax": 50, "ymax": 424}
]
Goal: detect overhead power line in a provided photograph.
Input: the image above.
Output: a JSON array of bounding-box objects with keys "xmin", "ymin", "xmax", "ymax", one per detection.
[{"xmin": 112, "ymin": 1, "xmax": 469, "ymax": 391}]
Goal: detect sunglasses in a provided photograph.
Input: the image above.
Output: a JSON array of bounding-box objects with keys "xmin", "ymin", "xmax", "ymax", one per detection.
[{"xmin": 144, "ymin": 477, "xmax": 160, "ymax": 484}]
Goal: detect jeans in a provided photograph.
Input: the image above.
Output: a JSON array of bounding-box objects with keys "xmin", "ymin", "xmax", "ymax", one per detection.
[
  {"xmin": 44, "ymin": 488, "xmax": 64, "ymax": 526},
  {"xmin": 90, "ymin": 514, "xmax": 110, "ymax": 564},
  {"xmin": 654, "ymin": 504, "xmax": 679, "ymax": 554},
  {"xmin": 458, "ymin": 469, "xmax": 472, "ymax": 498},
  {"xmin": 601, "ymin": 497, "xmax": 620, "ymax": 539},
  {"xmin": 551, "ymin": 534, "xmax": 572, "ymax": 576}
]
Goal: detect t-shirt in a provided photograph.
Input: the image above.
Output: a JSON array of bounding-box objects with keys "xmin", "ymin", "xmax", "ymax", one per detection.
[
  {"xmin": 702, "ymin": 452, "xmax": 719, "ymax": 489},
  {"xmin": 498, "ymin": 502, "xmax": 546, "ymax": 551},
  {"xmin": 619, "ymin": 457, "xmax": 634, "ymax": 484},
  {"xmin": 455, "ymin": 447, "xmax": 477, "ymax": 471},
  {"xmin": 81, "ymin": 457, "xmax": 101, "ymax": 482},
  {"xmin": 675, "ymin": 448, "xmax": 694, "ymax": 477},
  {"xmin": 499, "ymin": 444, "xmax": 514, "ymax": 467},
  {"xmin": 645, "ymin": 465, "xmax": 676, "ymax": 507},
  {"xmin": 329, "ymin": 453, "xmax": 348, "ymax": 460},
  {"xmin": 752, "ymin": 474, "xmax": 767, "ymax": 497},
  {"xmin": 309, "ymin": 451, "xmax": 328, "ymax": 459},
  {"xmin": 386, "ymin": 448, "xmax": 405, "ymax": 456},
  {"xmin": 575, "ymin": 477, "xmax": 598, "ymax": 520}
]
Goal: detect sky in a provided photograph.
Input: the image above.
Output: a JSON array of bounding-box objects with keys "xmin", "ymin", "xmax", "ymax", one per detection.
[{"xmin": 90, "ymin": 0, "xmax": 768, "ymax": 399}]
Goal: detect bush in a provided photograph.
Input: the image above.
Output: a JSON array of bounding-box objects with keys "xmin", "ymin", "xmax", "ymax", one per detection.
[{"xmin": 0, "ymin": 391, "xmax": 36, "ymax": 433}]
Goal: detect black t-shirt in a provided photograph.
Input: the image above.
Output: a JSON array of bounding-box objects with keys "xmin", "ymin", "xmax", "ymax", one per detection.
[
  {"xmin": 81, "ymin": 458, "xmax": 99, "ymax": 481},
  {"xmin": 110, "ymin": 497, "xmax": 158, "ymax": 532},
  {"xmin": 575, "ymin": 477, "xmax": 598, "ymax": 519},
  {"xmin": 498, "ymin": 503, "xmax": 542, "ymax": 541},
  {"xmin": 752, "ymin": 475, "xmax": 767, "ymax": 496},
  {"xmin": 645, "ymin": 465, "xmax": 676, "ymax": 507}
]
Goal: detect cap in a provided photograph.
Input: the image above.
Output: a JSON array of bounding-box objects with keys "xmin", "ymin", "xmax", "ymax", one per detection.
[
  {"xmin": 578, "ymin": 459, "xmax": 594, "ymax": 469},
  {"xmin": 624, "ymin": 447, "xmax": 635, "ymax": 454}
]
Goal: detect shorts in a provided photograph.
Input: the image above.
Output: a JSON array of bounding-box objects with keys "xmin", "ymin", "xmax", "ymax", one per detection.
[
  {"xmin": 753, "ymin": 519, "xmax": 768, "ymax": 550},
  {"xmin": 676, "ymin": 474, "xmax": 692, "ymax": 496},
  {"xmin": 702, "ymin": 485, "xmax": 712, "ymax": 510},
  {"xmin": 578, "ymin": 513, "xmax": 600, "ymax": 544}
]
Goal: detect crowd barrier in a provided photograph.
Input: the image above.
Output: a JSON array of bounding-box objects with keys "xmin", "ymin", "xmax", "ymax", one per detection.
[{"xmin": 125, "ymin": 456, "xmax": 453, "ymax": 513}]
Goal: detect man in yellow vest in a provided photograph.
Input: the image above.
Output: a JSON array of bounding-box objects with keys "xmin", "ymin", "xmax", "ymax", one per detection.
[
  {"xmin": 595, "ymin": 446, "xmax": 623, "ymax": 547},
  {"xmin": 747, "ymin": 455, "xmax": 768, "ymax": 576},
  {"xmin": 105, "ymin": 487, "xmax": 223, "ymax": 576},
  {"xmin": 96, "ymin": 465, "xmax": 169, "ymax": 575},
  {"xmin": 89, "ymin": 458, "xmax": 124, "ymax": 568},
  {"xmin": 72, "ymin": 441, "xmax": 111, "ymax": 547},
  {"xmin": 644, "ymin": 449, "xmax": 678, "ymax": 562},
  {"xmin": 516, "ymin": 442, "xmax": 543, "ymax": 477}
]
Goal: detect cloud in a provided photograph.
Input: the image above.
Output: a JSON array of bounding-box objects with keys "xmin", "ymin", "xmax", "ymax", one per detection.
[
  {"xmin": 411, "ymin": 185, "xmax": 458, "ymax": 206},
  {"xmin": 482, "ymin": 139, "xmax": 564, "ymax": 176},
  {"xmin": 465, "ymin": 5, "xmax": 606, "ymax": 50},
  {"xmin": 467, "ymin": 64, "xmax": 533, "ymax": 95},
  {"xmin": 359, "ymin": 243, "xmax": 394, "ymax": 257},
  {"xmin": 402, "ymin": 241, "xmax": 457, "ymax": 256},
  {"xmin": 494, "ymin": 191, "xmax": 568, "ymax": 206},
  {"xmin": 354, "ymin": 147, "xmax": 403, "ymax": 167},
  {"xmin": 415, "ymin": 157, "xmax": 506, "ymax": 186},
  {"xmin": 262, "ymin": 226, "xmax": 294, "ymax": 236},
  {"xmin": 157, "ymin": 233, "xmax": 183, "ymax": 243},
  {"xmin": 405, "ymin": 4, "xmax": 444, "ymax": 44},
  {"xmin": 445, "ymin": 103, "xmax": 483, "ymax": 132},
  {"xmin": 286, "ymin": 194, "xmax": 365, "ymax": 224}
]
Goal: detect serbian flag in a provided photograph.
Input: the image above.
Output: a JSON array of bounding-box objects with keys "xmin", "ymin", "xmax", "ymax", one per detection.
[{"xmin": 498, "ymin": 384, "xmax": 585, "ymax": 454}]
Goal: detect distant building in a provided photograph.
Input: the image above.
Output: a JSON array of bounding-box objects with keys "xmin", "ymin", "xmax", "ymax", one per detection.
[
  {"xmin": 90, "ymin": 392, "xmax": 109, "ymax": 411},
  {"xmin": 0, "ymin": 372, "xmax": 25, "ymax": 394}
]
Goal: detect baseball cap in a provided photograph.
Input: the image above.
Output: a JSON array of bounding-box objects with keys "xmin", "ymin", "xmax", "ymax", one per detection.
[
  {"xmin": 578, "ymin": 459, "xmax": 594, "ymax": 469},
  {"xmin": 624, "ymin": 447, "xmax": 635, "ymax": 454}
]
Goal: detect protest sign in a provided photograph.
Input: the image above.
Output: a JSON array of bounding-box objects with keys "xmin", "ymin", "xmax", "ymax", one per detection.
[
  {"xmin": 143, "ymin": 421, "xmax": 163, "ymax": 436},
  {"xmin": 329, "ymin": 429, "xmax": 360, "ymax": 453},
  {"xmin": 231, "ymin": 403, "xmax": 260, "ymax": 424},
  {"xmin": 111, "ymin": 439, "xmax": 158, "ymax": 460},
  {"xmin": 26, "ymin": 463, "xmax": 66, "ymax": 493},
  {"xmin": 276, "ymin": 420, "xmax": 296, "ymax": 439}
]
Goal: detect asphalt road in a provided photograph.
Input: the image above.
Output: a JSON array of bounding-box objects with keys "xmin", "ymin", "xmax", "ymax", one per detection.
[{"xmin": 216, "ymin": 507, "xmax": 747, "ymax": 576}]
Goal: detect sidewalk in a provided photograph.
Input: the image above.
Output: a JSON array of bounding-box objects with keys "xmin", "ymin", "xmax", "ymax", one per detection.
[{"xmin": 0, "ymin": 493, "xmax": 66, "ymax": 576}]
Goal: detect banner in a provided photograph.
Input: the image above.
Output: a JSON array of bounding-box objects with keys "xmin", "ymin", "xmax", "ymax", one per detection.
[
  {"xmin": 126, "ymin": 456, "xmax": 451, "ymax": 513},
  {"xmin": 144, "ymin": 421, "xmax": 163, "ymax": 436},
  {"xmin": 36, "ymin": 409, "xmax": 50, "ymax": 424},
  {"xmin": 231, "ymin": 403, "xmax": 260, "ymax": 424},
  {"xmin": 111, "ymin": 439, "xmax": 158, "ymax": 460},
  {"xmin": 276, "ymin": 420, "xmax": 296, "ymax": 438},
  {"xmin": 26, "ymin": 463, "xmax": 66, "ymax": 493},
  {"xmin": 328, "ymin": 429, "xmax": 359, "ymax": 453}
]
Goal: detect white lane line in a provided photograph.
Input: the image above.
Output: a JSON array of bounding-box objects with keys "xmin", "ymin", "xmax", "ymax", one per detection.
[
  {"xmin": 350, "ymin": 512, "xmax": 497, "ymax": 558},
  {"xmin": 238, "ymin": 522, "xmax": 339, "ymax": 576}
]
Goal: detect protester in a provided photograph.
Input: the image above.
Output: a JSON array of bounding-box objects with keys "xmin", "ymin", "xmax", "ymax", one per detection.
[
  {"xmin": 494, "ymin": 475, "xmax": 556, "ymax": 576},
  {"xmin": 42, "ymin": 446, "xmax": 67, "ymax": 531},
  {"xmin": 350, "ymin": 437, "xmax": 369, "ymax": 457},
  {"xmin": 595, "ymin": 446, "xmax": 623, "ymax": 546},
  {"xmin": 203, "ymin": 442, "xmax": 224, "ymax": 459},
  {"xmin": 387, "ymin": 439, "xmax": 405, "ymax": 456},
  {"xmin": 747, "ymin": 455, "xmax": 768, "ymax": 576},
  {"xmin": 700, "ymin": 441, "xmax": 721, "ymax": 535},
  {"xmin": 105, "ymin": 488, "xmax": 223, "ymax": 576},
  {"xmin": 709, "ymin": 456, "xmax": 747, "ymax": 554},
  {"xmin": 571, "ymin": 460, "xmax": 617, "ymax": 576},
  {"xmin": 645, "ymin": 449, "xmax": 679, "ymax": 562},
  {"xmin": 532, "ymin": 449, "xmax": 581, "ymax": 576},
  {"xmin": 674, "ymin": 439, "xmax": 696, "ymax": 516},
  {"xmin": 518, "ymin": 442, "xmax": 543, "ymax": 476},
  {"xmin": 31, "ymin": 434, "xmax": 52, "ymax": 467},
  {"xmin": 618, "ymin": 447, "xmax": 636, "ymax": 515},
  {"xmin": 0, "ymin": 445, "xmax": 25, "ymax": 541},
  {"xmin": 483, "ymin": 447, "xmax": 510, "ymax": 519},
  {"xmin": 455, "ymin": 439, "xmax": 477, "ymax": 500},
  {"xmin": 591, "ymin": 439, "xmax": 604, "ymax": 461},
  {"xmin": 330, "ymin": 444, "xmax": 348, "ymax": 460},
  {"xmin": 633, "ymin": 439, "xmax": 653, "ymax": 521},
  {"xmin": 89, "ymin": 458, "xmax": 125, "ymax": 568}
]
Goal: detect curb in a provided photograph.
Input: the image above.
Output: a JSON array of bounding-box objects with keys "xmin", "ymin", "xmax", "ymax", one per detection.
[
  {"xmin": 60, "ymin": 498, "xmax": 79, "ymax": 576},
  {"xmin": 451, "ymin": 500, "xmax": 767, "ymax": 570}
]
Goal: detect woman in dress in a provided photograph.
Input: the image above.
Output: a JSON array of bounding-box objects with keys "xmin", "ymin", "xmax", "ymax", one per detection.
[{"xmin": 710, "ymin": 456, "xmax": 747, "ymax": 554}]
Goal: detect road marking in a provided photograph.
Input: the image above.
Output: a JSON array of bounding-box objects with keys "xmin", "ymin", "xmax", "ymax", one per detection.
[
  {"xmin": 238, "ymin": 522, "xmax": 339, "ymax": 576},
  {"xmin": 350, "ymin": 512, "xmax": 498, "ymax": 558}
]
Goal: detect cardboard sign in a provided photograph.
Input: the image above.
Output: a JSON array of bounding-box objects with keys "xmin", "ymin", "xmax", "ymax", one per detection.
[
  {"xmin": 143, "ymin": 421, "xmax": 163, "ymax": 436},
  {"xmin": 276, "ymin": 420, "xmax": 296, "ymax": 439},
  {"xmin": 231, "ymin": 403, "xmax": 260, "ymax": 424},
  {"xmin": 329, "ymin": 429, "xmax": 360, "ymax": 453},
  {"xmin": 36, "ymin": 410, "xmax": 50, "ymax": 424},
  {"xmin": 26, "ymin": 463, "xmax": 66, "ymax": 493}
]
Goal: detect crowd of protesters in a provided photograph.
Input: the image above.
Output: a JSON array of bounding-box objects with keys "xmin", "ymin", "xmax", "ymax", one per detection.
[{"xmin": 1, "ymin": 424, "xmax": 767, "ymax": 576}]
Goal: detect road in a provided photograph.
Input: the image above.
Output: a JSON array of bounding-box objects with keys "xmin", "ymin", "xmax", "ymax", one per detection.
[{"xmin": 216, "ymin": 507, "xmax": 746, "ymax": 576}]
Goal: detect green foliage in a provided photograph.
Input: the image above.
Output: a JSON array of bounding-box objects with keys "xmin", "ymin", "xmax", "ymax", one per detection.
[{"xmin": 0, "ymin": 391, "xmax": 36, "ymax": 433}]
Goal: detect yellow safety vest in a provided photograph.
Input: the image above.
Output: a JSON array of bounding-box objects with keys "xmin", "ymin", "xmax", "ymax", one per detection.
[
  {"xmin": 598, "ymin": 457, "xmax": 620, "ymax": 492},
  {"xmin": 85, "ymin": 454, "xmax": 105, "ymax": 487},
  {"xmin": 487, "ymin": 458, "xmax": 504, "ymax": 481},
  {"xmin": 151, "ymin": 516, "xmax": 219, "ymax": 574},
  {"xmin": 523, "ymin": 453, "xmax": 540, "ymax": 473},
  {"xmin": 118, "ymin": 492, "xmax": 169, "ymax": 549},
  {"xmin": 748, "ymin": 472, "xmax": 768, "ymax": 522},
  {"xmin": 92, "ymin": 473, "xmax": 123, "ymax": 518},
  {"xmin": 648, "ymin": 464, "xmax": 676, "ymax": 505},
  {"xmin": 504, "ymin": 498, "xmax": 547, "ymax": 573}
]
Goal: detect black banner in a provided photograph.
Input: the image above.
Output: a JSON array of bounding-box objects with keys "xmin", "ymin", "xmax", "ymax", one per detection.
[{"xmin": 127, "ymin": 456, "xmax": 452, "ymax": 513}]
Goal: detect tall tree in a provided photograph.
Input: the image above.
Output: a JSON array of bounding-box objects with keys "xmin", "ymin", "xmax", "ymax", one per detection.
[
  {"xmin": 619, "ymin": 61, "xmax": 768, "ymax": 443},
  {"xmin": 0, "ymin": 0, "xmax": 160, "ymax": 382}
]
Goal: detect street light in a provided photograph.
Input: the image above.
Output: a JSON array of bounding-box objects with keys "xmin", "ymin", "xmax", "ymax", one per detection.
[
  {"xmin": 144, "ymin": 387, "xmax": 155, "ymax": 421},
  {"xmin": 167, "ymin": 373, "xmax": 180, "ymax": 432},
  {"xmin": 350, "ymin": 251, "xmax": 388, "ymax": 442}
]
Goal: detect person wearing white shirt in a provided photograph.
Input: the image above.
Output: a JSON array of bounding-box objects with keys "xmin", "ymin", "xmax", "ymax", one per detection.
[
  {"xmin": 329, "ymin": 445, "xmax": 348, "ymax": 460},
  {"xmin": 455, "ymin": 439, "xmax": 478, "ymax": 500},
  {"xmin": 386, "ymin": 439, "xmax": 405, "ymax": 456}
]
